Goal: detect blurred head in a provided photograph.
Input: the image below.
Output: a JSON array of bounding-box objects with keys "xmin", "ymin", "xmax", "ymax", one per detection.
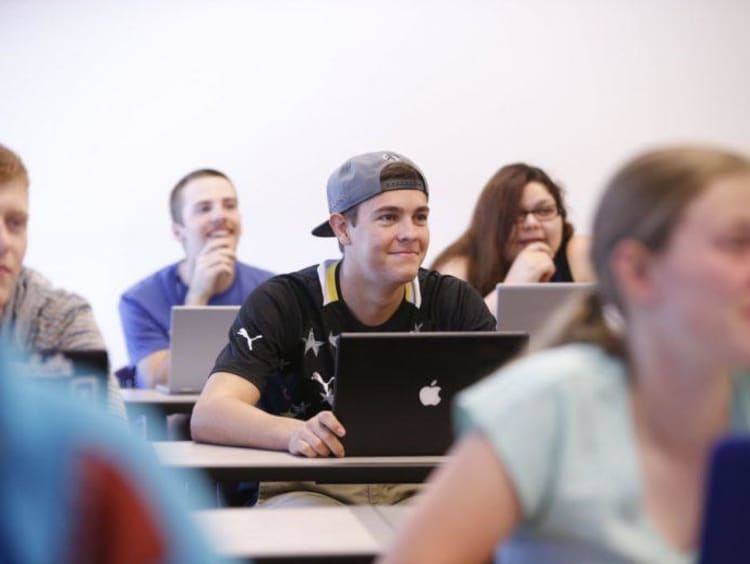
[
  {"xmin": 0, "ymin": 143, "xmax": 29, "ymax": 314},
  {"xmin": 588, "ymin": 146, "xmax": 750, "ymax": 364},
  {"xmin": 170, "ymin": 169, "xmax": 242, "ymax": 260}
]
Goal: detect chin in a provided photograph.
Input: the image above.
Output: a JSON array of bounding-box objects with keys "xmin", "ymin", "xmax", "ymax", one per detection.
[{"xmin": 395, "ymin": 266, "xmax": 420, "ymax": 283}]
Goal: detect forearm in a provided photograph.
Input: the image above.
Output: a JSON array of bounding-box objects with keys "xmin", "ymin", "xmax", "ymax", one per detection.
[
  {"xmin": 136, "ymin": 350, "xmax": 169, "ymax": 388},
  {"xmin": 191, "ymin": 395, "xmax": 302, "ymax": 450},
  {"xmin": 184, "ymin": 288, "xmax": 211, "ymax": 306}
]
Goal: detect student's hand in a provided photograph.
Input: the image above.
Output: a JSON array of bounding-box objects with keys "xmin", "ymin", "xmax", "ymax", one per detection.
[
  {"xmin": 186, "ymin": 236, "xmax": 237, "ymax": 303},
  {"xmin": 504, "ymin": 241, "xmax": 556, "ymax": 283},
  {"xmin": 288, "ymin": 411, "xmax": 346, "ymax": 458}
]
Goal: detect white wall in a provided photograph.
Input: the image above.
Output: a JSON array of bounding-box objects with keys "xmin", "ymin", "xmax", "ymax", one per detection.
[{"xmin": 2, "ymin": 0, "xmax": 749, "ymax": 369}]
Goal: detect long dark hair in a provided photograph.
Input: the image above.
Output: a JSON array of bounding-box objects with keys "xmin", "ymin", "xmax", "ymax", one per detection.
[{"xmin": 431, "ymin": 163, "xmax": 573, "ymax": 296}]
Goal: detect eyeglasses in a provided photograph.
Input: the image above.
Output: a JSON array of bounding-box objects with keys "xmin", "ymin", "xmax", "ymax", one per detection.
[{"xmin": 516, "ymin": 205, "xmax": 559, "ymax": 223}]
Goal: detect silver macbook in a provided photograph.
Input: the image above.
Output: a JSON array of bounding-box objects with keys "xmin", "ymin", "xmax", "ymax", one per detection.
[
  {"xmin": 495, "ymin": 282, "xmax": 596, "ymax": 347},
  {"xmin": 158, "ymin": 305, "xmax": 240, "ymax": 394},
  {"xmin": 333, "ymin": 331, "xmax": 528, "ymax": 456}
]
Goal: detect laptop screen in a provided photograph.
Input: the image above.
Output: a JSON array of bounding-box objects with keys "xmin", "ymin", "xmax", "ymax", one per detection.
[
  {"xmin": 495, "ymin": 282, "xmax": 596, "ymax": 344},
  {"xmin": 15, "ymin": 349, "xmax": 110, "ymax": 407},
  {"xmin": 332, "ymin": 331, "xmax": 528, "ymax": 456},
  {"xmin": 165, "ymin": 305, "xmax": 240, "ymax": 394}
]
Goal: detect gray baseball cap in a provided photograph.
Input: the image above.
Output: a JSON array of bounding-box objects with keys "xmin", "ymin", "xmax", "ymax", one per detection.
[{"xmin": 311, "ymin": 151, "xmax": 429, "ymax": 237}]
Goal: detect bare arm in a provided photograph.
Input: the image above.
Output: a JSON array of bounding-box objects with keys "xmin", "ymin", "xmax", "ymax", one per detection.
[
  {"xmin": 191, "ymin": 371, "xmax": 346, "ymax": 457},
  {"xmin": 136, "ymin": 349, "xmax": 169, "ymax": 388},
  {"xmin": 566, "ymin": 234, "xmax": 596, "ymax": 282},
  {"xmin": 183, "ymin": 236, "xmax": 237, "ymax": 304},
  {"xmin": 379, "ymin": 432, "xmax": 522, "ymax": 564},
  {"xmin": 504, "ymin": 242, "xmax": 556, "ymax": 283},
  {"xmin": 432, "ymin": 255, "xmax": 469, "ymax": 280}
]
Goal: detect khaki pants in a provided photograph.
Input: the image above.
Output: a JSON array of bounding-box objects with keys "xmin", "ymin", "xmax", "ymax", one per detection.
[{"xmin": 257, "ymin": 481, "xmax": 421, "ymax": 508}]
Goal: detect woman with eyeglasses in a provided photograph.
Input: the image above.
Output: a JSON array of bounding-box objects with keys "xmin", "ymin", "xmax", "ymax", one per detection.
[
  {"xmin": 431, "ymin": 163, "xmax": 595, "ymax": 312},
  {"xmin": 379, "ymin": 146, "xmax": 750, "ymax": 564}
]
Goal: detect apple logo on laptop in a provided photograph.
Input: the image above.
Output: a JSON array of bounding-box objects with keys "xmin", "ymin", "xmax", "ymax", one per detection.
[{"xmin": 419, "ymin": 380, "xmax": 442, "ymax": 406}]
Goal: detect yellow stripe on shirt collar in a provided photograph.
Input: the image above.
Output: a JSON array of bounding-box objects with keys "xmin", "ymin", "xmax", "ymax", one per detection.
[
  {"xmin": 317, "ymin": 259, "xmax": 421, "ymax": 308},
  {"xmin": 404, "ymin": 276, "xmax": 422, "ymax": 307},
  {"xmin": 318, "ymin": 259, "xmax": 340, "ymax": 306}
]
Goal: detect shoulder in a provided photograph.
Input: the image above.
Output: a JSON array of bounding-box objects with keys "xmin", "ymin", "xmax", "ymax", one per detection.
[
  {"xmin": 236, "ymin": 261, "xmax": 275, "ymax": 285},
  {"xmin": 565, "ymin": 235, "xmax": 596, "ymax": 282},
  {"xmin": 419, "ymin": 266, "xmax": 468, "ymax": 290},
  {"xmin": 242, "ymin": 264, "xmax": 321, "ymax": 308},
  {"xmin": 431, "ymin": 254, "xmax": 469, "ymax": 280},
  {"xmin": 417, "ymin": 268, "xmax": 496, "ymax": 330},
  {"xmin": 120, "ymin": 263, "xmax": 179, "ymax": 303},
  {"xmin": 455, "ymin": 344, "xmax": 629, "ymax": 522},
  {"xmin": 22, "ymin": 268, "xmax": 91, "ymax": 313},
  {"xmin": 18, "ymin": 269, "xmax": 104, "ymax": 350},
  {"xmin": 456, "ymin": 343, "xmax": 626, "ymax": 428},
  {"xmin": 418, "ymin": 267, "xmax": 485, "ymax": 302}
]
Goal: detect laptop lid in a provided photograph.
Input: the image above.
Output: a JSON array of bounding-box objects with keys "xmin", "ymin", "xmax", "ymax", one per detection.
[
  {"xmin": 19, "ymin": 349, "xmax": 110, "ymax": 407},
  {"xmin": 162, "ymin": 305, "xmax": 240, "ymax": 394},
  {"xmin": 495, "ymin": 283, "xmax": 596, "ymax": 346},
  {"xmin": 699, "ymin": 436, "xmax": 750, "ymax": 564},
  {"xmin": 332, "ymin": 331, "xmax": 528, "ymax": 456}
]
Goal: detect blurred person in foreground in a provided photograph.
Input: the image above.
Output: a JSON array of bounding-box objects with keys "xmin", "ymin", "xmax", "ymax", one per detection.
[
  {"xmin": 0, "ymin": 350, "xmax": 218, "ymax": 564},
  {"xmin": 381, "ymin": 146, "xmax": 750, "ymax": 564}
]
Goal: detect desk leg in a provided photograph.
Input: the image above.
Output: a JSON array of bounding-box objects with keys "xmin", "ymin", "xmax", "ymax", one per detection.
[{"xmin": 126, "ymin": 410, "xmax": 167, "ymax": 441}]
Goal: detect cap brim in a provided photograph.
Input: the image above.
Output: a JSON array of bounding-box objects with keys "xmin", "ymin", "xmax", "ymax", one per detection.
[{"xmin": 311, "ymin": 219, "xmax": 335, "ymax": 237}]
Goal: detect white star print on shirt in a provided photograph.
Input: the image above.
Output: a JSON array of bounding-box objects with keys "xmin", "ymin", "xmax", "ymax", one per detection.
[{"xmin": 301, "ymin": 328, "xmax": 324, "ymax": 356}]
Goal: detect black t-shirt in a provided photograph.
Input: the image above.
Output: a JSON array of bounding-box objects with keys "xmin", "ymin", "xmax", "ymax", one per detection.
[{"xmin": 212, "ymin": 260, "xmax": 496, "ymax": 419}]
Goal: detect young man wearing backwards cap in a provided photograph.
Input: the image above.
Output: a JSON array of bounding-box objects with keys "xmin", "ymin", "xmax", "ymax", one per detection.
[{"xmin": 191, "ymin": 151, "xmax": 496, "ymax": 506}]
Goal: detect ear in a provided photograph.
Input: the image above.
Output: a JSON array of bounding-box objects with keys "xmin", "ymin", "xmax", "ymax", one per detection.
[
  {"xmin": 172, "ymin": 222, "xmax": 185, "ymax": 244},
  {"xmin": 329, "ymin": 213, "xmax": 351, "ymax": 245},
  {"xmin": 608, "ymin": 239, "xmax": 659, "ymax": 306}
]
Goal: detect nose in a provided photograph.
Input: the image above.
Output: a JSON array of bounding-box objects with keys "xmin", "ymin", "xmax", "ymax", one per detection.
[
  {"xmin": 397, "ymin": 217, "xmax": 418, "ymax": 241},
  {"xmin": 210, "ymin": 205, "xmax": 228, "ymax": 224},
  {"xmin": 520, "ymin": 211, "xmax": 542, "ymax": 229}
]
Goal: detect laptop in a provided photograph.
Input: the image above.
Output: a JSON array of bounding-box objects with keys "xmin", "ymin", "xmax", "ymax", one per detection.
[
  {"xmin": 495, "ymin": 282, "xmax": 596, "ymax": 346},
  {"xmin": 19, "ymin": 349, "xmax": 110, "ymax": 407},
  {"xmin": 699, "ymin": 436, "xmax": 750, "ymax": 564},
  {"xmin": 158, "ymin": 305, "xmax": 240, "ymax": 394},
  {"xmin": 332, "ymin": 331, "xmax": 528, "ymax": 456}
]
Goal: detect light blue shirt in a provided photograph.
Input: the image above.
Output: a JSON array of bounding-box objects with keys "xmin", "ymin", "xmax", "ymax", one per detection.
[{"xmin": 454, "ymin": 343, "xmax": 750, "ymax": 564}]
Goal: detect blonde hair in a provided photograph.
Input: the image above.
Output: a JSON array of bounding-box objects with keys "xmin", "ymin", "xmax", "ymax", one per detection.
[{"xmin": 0, "ymin": 143, "xmax": 29, "ymax": 188}]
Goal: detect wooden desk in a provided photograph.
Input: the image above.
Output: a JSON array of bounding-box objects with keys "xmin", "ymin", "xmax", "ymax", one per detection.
[
  {"xmin": 154, "ymin": 441, "xmax": 444, "ymax": 483},
  {"xmin": 196, "ymin": 506, "xmax": 396, "ymax": 562},
  {"xmin": 122, "ymin": 389, "xmax": 199, "ymax": 440}
]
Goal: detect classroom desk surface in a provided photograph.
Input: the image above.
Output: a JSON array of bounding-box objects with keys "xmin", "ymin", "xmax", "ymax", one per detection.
[
  {"xmin": 154, "ymin": 441, "xmax": 444, "ymax": 483},
  {"xmin": 196, "ymin": 505, "xmax": 399, "ymax": 562},
  {"xmin": 121, "ymin": 388, "xmax": 200, "ymax": 409},
  {"xmin": 122, "ymin": 389, "xmax": 200, "ymax": 440}
]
